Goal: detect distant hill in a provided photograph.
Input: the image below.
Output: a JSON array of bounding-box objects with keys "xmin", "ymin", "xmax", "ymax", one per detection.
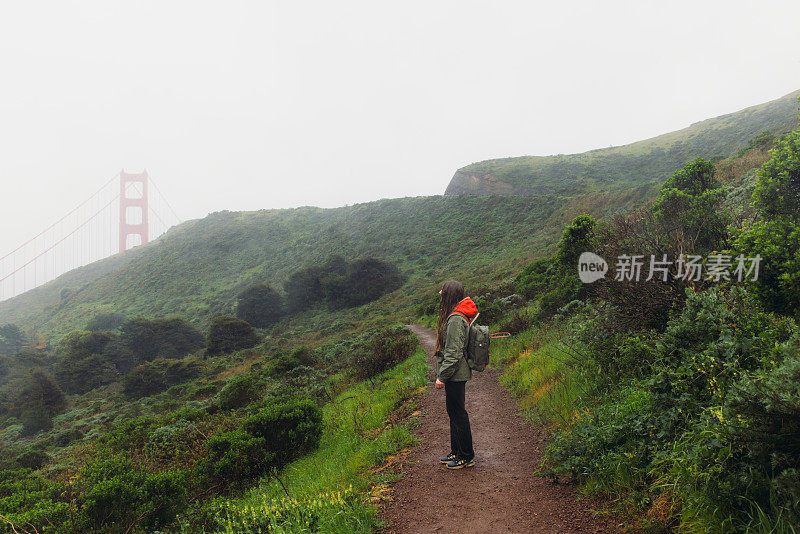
[
  {"xmin": 445, "ymin": 89, "xmax": 800, "ymax": 196},
  {"xmin": 2, "ymin": 92, "xmax": 793, "ymax": 342},
  {"xmin": 0, "ymin": 192, "xmax": 651, "ymax": 341}
]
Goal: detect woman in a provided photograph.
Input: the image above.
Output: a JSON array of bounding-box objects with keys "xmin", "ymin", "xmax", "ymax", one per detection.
[{"xmin": 434, "ymin": 280, "xmax": 476, "ymax": 469}]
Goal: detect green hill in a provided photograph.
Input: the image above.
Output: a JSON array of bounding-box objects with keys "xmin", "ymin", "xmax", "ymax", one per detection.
[
  {"xmin": 446, "ymin": 89, "xmax": 800, "ymax": 196},
  {"xmin": 0, "ymin": 190, "xmax": 649, "ymax": 341}
]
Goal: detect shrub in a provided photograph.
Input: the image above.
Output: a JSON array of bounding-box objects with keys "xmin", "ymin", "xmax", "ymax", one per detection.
[
  {"xmin": 325, "ymin": 257, "xmax": 404, "ymax": 309},
  {"xmin": 14, "ymin": 370, "xmax": 66, "ymax": 417},
  {"xmin": 86, "ymin": 312, "xmax": 126, "ymax": 332},
  {"xmin": 652, "ymin": 157, "xmax": 730, "ymax": 253},
  {"xmin": 734, "ymin": 218, "xmax": 800, "ymax": 316},
  {"xmin": 15, "ymin": 449, "xmax": 49, "ymax": 469},
  {"xmin": 285, "ymin": 266, "xmax": 326, "ymax": 313},
  {"xmin": 351, "ymin": 326, "xmax": 417, "ymax": 382},
  {"xmin": 197, "ymin": 430, "xmax": 271, "ymax": 486},
  {"xmin": 243, "ymin": 397, "xmax": 323, "ymax": 468},
  {"xmin": 55, "ymin": 331, "xmax": 119, "ymax": 393},
  {"xmin": 499, "ymin": 311, "xmax": 533, "ymax": 335},
  {"xmin": 206, "ymin": 316, "xmax": 260, "ymax": 355},
  {"xmin": 80, "ymin": 455, "xmax": 188, "ymax": 532},
  {"xmin": 115, "ymin": 316, "xmax": 204, "ymax": 362},
  {"xmin": 144, "ymin": 420, "xmax": 196, "ymax": 464},
  {"xmin": 217, "ymin": 374, "xmax": 262, "ymax": 410},
  {"xmin": 0, "ymin": 324, "xmax": 24, "ymax": 354},
  {"xmin": 122, "ymin": 358, "xmax": 201, "ymax": 399},
  {"xmin": 20, "ymin": 406, "xmax": 53, "ymax": 436},
  {"xmin": 720, "ymin": 353, "xmax": 800, "ymax": 521},
  {"xmin": 236, "ymin": 283, "xmax": 286, "ymax": 328},
  {"xmin": 285, "ymin": 255, "xmax": 404, "ymax": 312}
]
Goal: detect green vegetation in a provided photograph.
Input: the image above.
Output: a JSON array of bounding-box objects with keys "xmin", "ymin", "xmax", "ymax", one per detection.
[
  {"xmin": 487, "ymin": 127, "xmax": 800, "ymax": 531},
  {"xmin": 0, "ymin": 92, "xmax": 798, "ymax": 533},
  {"xmin": 206, "ymin": 316, "xmax": 261, "ymax": 355},
  {"xmin": 454, "ymin": 89, "xmax": 799, "ymax": 195},
  {"xmin": 0, "ymin": 303, "xmax": 421, "ymax": 532},
  {"xmin": 236, "ymin": 284, "xmax": 285, "ymax": 328},
  {"xmin": 0, "ymin": 193, "xmax": 647, "ymax": 342}
]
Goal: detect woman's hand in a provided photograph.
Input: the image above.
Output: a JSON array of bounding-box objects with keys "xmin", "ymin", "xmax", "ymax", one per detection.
[{"xmin": 435, "ymin": 379, "xmax": 444, "ymax": 389}]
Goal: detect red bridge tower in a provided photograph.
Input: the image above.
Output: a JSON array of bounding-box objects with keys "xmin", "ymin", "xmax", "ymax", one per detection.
[{"xmin": 119, "ymin": 170, "xmax": 149, "ymax": 252}]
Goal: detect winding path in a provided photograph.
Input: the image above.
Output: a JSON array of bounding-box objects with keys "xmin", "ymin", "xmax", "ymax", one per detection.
[{"xmin": 380, "ymin": 325, "xmax": 617, "ymax": 533}]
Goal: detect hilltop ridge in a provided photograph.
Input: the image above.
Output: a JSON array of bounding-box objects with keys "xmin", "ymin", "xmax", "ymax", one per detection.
[{"xmin": 445, "ymin": 89, "xmax": 800, "ymax": 196}]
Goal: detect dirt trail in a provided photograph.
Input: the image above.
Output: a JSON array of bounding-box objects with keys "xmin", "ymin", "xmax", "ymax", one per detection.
[{"xmin": 380, "ymin": 325, "xmax": 617, "ymax": 534}]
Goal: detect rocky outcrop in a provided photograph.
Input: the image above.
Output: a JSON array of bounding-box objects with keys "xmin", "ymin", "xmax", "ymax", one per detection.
[{"xmin": 443, "ymin": 171, "xmax": 535, "ymax": 196}]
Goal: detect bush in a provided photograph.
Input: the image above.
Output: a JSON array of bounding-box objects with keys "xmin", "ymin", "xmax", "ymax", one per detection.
[
  {"xmin": 206, "ymin": 316, "xmax": 260, "ymax": 355},
  {"xmin": 15, "ymin": 449, "xmax": 48, "ymax": 469},
  {"xmin": 86, "ymin": 312, "xmax": 126, "ymax": 332},
  {"xmin": 122, "ymin": 358, "xmax": 201, "ymax": 398},
  {"xmin": 351, "ymin": 326, "xmax": 417, "ymax": 381},
  {"xmin": 115, "ymin": 316, "xmax": 204, "ymax": 362},
  {"xmin": 285, "ymin": 255, "xmax": 404, "ymax": 312},
  {"xmin": 80, "ymin": 455, "xmax": 188, "ymax": 532},
  {"xmin": 0, "ymin": 324, "xmax": 24, "ymax": 354},
  {"xmin": 652, "ymin": 157, "xmax": 730, "ymax": 253},
  {"xmin": 236, "ymin": 283, "xmax": 286, "ymax": 328},
  {"xmin": 264, "ymin": 346, "xmax": 317, "ymax": 377},
  {"xmin": 144, "ymin": 420, "xmax": 196, "ymax": 464},
  {"xmin": 243, "ymin": 397, "xmax": 323, "ymax": 468},
  {"xmin": 198, "ymin": 430, "xmax": 271, "ymax": 486},
  {"xmin": 499, "ymin": 311, "xmax": 533, "ymax": 335},
  {"xmin": 14, "ymin": 370, "xmax": 66, "ymax": 417},
  {"xmin": 325, "ymin": 257, "xmax": 404, "ymax": 309},
  {"xmin": 217, "ymin": 374, "xmax": 262, "ymax": 410},
  {"xmin": 55, "ymin": 331, "xmax": 119, "ymax": 393},
  {"xmin": 732, "ymin": 128, "xmax": 800, "ymax": 316},
  {"xmin": 20, "ymin": 406, "xmax": 53, "ymax": 436}
]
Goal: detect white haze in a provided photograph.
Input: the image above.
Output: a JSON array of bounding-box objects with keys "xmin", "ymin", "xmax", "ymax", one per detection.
[{"xmin": 1, "ymin": 0, "xmax": 799, "ymax": 256}]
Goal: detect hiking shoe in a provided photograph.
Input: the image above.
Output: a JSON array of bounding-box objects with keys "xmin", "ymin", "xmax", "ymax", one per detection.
[
  {"xmin": 446, "ymin": 457, "xmax": 475, "ymax": 469},
  {"xmin": 439, "ymin": 452, "xmax": 457, "ymax": 464}
]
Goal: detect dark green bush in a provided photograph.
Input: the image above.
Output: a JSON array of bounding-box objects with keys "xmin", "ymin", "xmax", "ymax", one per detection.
[
  {"xmin": 20, "ymin": 407, "xmax": 53, "ymax": 436},
  {"xmin": 122, "ymin": 358, "xmax": 201, "ymax": 398},
  {"xmin": 115, "ymin": 316, "xmax": 204, "ymax": 362},
  {"xmin": 285, "ymin": 255, "xmax": 404, "ymax": 312},
  {"xmin": 217, "ymin": 374, "xmax": 262, "ymax": 410},
  {"xmin": 14, "ymin": 369, "xmax": 66, "ymax": 417},
  {"xmin": 15, "ymin": 449, "xmax": 48, "ymax": 469},
  {"xmin": 652, "ymin": 157, "xmax": 730, "ymax": 254},
  {"xmin": 55, "ymin": 331, "xmax": 119, "ymax": 393},
  {"xmin": 0, "ymin": 469, "xmax": 69, "ymax": 533},
  {"xmin": 86, "ymin": 312, "xmax": 126, "ymax": 332},
  {"xmin": 236, "ymin": 283, "xmax": 286, "ymax": 328},
  {"xmin": 206, "ymin": 316, "xmax": 260, "ymax": 355},
  {"xmin": 80, "ymin": 455, "xmax": 188, "ymax": 533},
  {"xmin": 350, "ymin": 326, "xmax": 417, "ymax": 381},
  {"xmin": 243, "ymin": 397, "xmax": 323, "ymax": 468},
  {"xmin": 198, "ymin": 430, "xmax": 272, "ymax": 486},
  {"xmin": 0, "ymin": 324, "xmax": 24, "ymax": 354}
]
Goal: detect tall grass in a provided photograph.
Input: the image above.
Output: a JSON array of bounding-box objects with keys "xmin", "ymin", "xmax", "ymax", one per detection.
[{"xmin": 492, "ymin": 317, "xmax": 588, "ymax": 428}]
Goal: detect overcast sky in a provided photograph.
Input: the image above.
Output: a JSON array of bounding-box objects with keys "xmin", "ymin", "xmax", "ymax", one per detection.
[{"xmin": 1, "ymin": 0, "xmax": 800, "ymax": 258}]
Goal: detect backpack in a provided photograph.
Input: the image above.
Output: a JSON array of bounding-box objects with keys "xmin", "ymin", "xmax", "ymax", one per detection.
[{"xmin": 448, "ymin": 311, "xmax": 491, "ymax": 372}]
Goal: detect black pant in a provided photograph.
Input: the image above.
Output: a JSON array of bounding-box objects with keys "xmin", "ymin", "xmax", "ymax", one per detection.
[{"xmin": 445, "ymin": 380, "xmax": 474, "ymax": 461}]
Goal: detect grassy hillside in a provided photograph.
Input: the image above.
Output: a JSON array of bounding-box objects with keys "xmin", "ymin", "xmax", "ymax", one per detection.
[
  {"xmin": 0, "ymin": 100, "xmax": 793, "ymax": 533},
  {"xmin": 0, "ymin": 189, "xmax": 655, "ymax": 342},
  {"xmin": 449, "ymin": 89, "xmax": 800, "ymax": 196}
]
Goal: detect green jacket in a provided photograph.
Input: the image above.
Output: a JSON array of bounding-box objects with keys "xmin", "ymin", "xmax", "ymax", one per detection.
[{"xmin": 436, "ymin": 314, "xmax": 472, "ymax": 382}]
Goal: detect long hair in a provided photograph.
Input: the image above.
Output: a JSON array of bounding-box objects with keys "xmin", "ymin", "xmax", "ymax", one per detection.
[{"xmin": 435, "ymin": 280, "xmax": 465, "ymax": 353}]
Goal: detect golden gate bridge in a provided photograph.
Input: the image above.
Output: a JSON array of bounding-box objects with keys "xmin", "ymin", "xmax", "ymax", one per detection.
[{"xmin": 0, "ymin": 170, "xmax": 181, "ymax": 301}]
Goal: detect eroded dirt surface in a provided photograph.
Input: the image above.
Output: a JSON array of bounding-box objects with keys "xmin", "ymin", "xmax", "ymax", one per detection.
[{"xmin": 379, "ymin": 325, "xmax": 618, "ymax": 533}]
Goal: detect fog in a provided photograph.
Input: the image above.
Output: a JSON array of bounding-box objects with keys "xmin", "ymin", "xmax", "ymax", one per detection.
[{"xmin": 1, "ymin": 0, "xmax": 799, "ymax": 256}]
